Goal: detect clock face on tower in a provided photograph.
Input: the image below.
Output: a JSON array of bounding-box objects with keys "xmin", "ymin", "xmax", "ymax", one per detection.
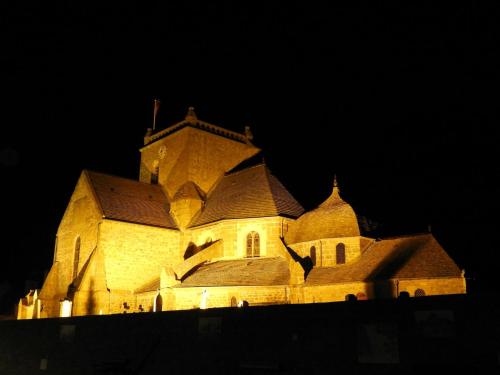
[{"xmin": 158, "ymin": 145, "xmax": 167, "ymax": 159}]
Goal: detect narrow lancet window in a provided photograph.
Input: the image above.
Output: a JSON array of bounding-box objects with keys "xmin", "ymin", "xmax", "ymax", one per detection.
[
  {"xmin": 336, "ymin": 243, "xmax": 345, "ymax": 264},
  {"xmin": 310, "ymin": 246, "xmax": 317, "ymax": 266},
  {"xmin": 246, "ymin": 231, "xmax": 260, "ymax": 257},
  {"xmin": 73, "ymin": 236, "xmax": 81, "ymax": 280}
]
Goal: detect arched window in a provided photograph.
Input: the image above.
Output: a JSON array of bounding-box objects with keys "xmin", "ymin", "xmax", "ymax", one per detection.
[
  {"xmin": 230, "ymin": 296, "xmax": 237, "ymax": 307},
  {"xmin": 310, "ymin": 246, "xmax": 317, "ymax": 266},
  {"xmin": 246, "ymin": 231, "xmax": 260, "ymax": 257},
  {"xmin": 336, "ymin": 243, "xmax": 346, "ymax": 264},
  {"xmin": 151, "ymin": 160, "xmax": 159, "ymax": 184},
  {"xmin": 73, "ymin": 236, "xmax": 80, "ymax": 280},
  {"xmin": 415, "ymin": 288, "xmax": 426, "ymax": 297}
]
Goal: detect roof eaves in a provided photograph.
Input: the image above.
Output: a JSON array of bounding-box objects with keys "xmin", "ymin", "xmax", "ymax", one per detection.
[{"xmin": 102, "ymin": 217, "xmax": 179, "ymax": 231}]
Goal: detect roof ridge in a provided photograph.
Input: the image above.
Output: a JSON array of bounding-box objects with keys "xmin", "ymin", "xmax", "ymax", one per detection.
[
  {"xmin": 378, "ymin": 232, "xmax": 432, "ymax": 241},
  {"xmin": 85, "ymin": 169, "xmax": 171, "ymax": 202},
  {"xmin": 262, "ymin": 165, "xmax": 280, "ymax": 215},
  {"xmin": 224, "ymin": 162, "xmax": 266, "ymax": 177},
  {"xmin": 85, "ymin": 169, "xmax": 163, "ymax": 188},
  {"xmin": 82, "ymin": 170, "xmax": 105, "ymax": 217}
]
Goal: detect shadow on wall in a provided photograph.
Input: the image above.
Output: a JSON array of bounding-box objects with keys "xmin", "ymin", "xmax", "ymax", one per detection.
[
  {"xmin": 364, "ymin": 239, "xmax": 421, "ymax": 299},
  {"xmin": 280, "ymin": 239, "xmax": 313, "ymax": 279},
  {"xmin": 86, "ymin": 279, "xmax": 96, "ymax": 315},
  {"xmin": 372, "ymin": 281, "xmax": 397, "ymax": 299},
  {"xmin": 183, "ymin": 240, "xmax": 214, "ymax": 260},
  {"xmin": 155, "ymin": 294, "xmax": 162, "ymax": 312},
  {"xmin": 184, "ymin": 242, "xmax": 198, "ymax": 260}
]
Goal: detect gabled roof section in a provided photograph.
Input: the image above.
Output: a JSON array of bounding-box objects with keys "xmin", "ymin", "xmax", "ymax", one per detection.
[
  {"xmin": 85, "ymin": 170, "xmax": 177, "ymax": 229},
  {"xmin": 306, "ymin": 234, "xmax": 462, "ymax": 285},
  {"xmin": 178, "ymin": 257, "xmax": 290, "ymax": 287},
  {"xmin": 189, "ymin": 164, "xmax": 304, "ymax": 227}
]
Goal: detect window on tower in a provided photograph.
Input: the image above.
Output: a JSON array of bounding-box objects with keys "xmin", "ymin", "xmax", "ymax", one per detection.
[{"xmin": 151, "ymin": 160, "xmax": 159, "ymax": 184}]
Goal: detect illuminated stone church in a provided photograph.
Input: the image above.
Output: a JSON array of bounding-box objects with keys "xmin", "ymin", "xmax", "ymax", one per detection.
[{"xmin": 18, "ymin": 108, "xmax": 466, "ymax": 319}]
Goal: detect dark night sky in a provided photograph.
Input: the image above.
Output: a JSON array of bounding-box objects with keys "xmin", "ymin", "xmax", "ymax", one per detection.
[{"xmin": 1, "ymin": 2, "xmax": 499, "ymax": 311}]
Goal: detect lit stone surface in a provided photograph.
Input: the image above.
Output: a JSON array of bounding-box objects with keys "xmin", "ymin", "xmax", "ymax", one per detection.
[{"xmin": 18, "ymin": 109, "xmax": 466, "ymax": 319}]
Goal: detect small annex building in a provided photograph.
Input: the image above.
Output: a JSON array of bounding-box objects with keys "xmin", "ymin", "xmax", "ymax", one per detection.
[{"xmin": 18, "ymin": 108, "xmax": 466, "ymax": 319}]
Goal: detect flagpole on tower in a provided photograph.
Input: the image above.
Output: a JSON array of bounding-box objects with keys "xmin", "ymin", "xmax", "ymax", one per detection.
[{"xmin": 153, "ymin": 99, "xmax": 160, "ymax": 131}]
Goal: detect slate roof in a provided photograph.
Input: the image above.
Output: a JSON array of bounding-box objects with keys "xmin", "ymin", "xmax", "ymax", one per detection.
[
  {"xmin": 286, "ymin": 185, "xmax": 360, "ymax": 243},
  {"xmin": 179, "ymin": 257, "xmax": 290, "ymax": 287},
  {"xmin": 306, "ymin": 234, "xmax": 462, "ymax": 285},
  {"xmin": 85, "ymin": 170, "xmax": 177, "ymax": 229},
  {"xmin": 190, "ymin": 164, "xmax": 304, "ymax": 227},
  {"xmin": 135, "ymin": 277, "xmax": 161, "ymax": 294}
]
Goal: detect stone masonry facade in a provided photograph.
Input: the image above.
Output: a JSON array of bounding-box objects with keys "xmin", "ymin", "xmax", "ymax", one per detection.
[{"xmin": 18, "ymin": 108, "xmax": 466, "ymax": 319}]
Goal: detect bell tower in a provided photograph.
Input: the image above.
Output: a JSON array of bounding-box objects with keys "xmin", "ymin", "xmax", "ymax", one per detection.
[{"xmin": 139, "ymin": 107, "xmax": 260, "ymax": 198}]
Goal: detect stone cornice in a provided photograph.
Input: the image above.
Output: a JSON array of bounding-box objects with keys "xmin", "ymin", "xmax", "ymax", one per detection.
[{"xmin": 142, "ymin": 119, "xmax": 251, "ymax": 148}]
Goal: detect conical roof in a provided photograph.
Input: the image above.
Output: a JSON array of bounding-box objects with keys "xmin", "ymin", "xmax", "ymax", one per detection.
[{"xmin": 286, "ymin": 178, "xmax": 360, "ymax": 244}]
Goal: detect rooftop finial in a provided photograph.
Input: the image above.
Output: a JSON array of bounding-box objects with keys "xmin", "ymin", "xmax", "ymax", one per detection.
[
  {"xmin": 153, "ymin": 99, "xmax": 160, "ymax": 130},
  {"xmin": 331, "ymin": 174, "xmax": 341, "ymax": 199},
  {"xmin": 244, "ymin": 125, "xmax": 253, "ymax": 141},
  {"xmin": 185, "ymin": 106, "xmax": 197, "ymax": 123}
]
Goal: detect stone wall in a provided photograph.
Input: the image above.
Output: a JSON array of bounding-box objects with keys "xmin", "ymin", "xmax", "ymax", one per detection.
[
  {"xmin": 397, "ymin": 277, "xmax": 466, "ymax": 297},
  {"xmin": 53, "ymin": 173, "xmax": 102, "ymax": 297},
  {"xmin": 3, "ymin": 295, "xmax": 498, "ymax": 374},
  {"xmin": 303, "ymin": 282, "xmax": 368, "ymax": 303},
  {"xmin": 98, "ymin": 220, "xmax": 180, "ymax": 291},
  {"xmin": 188, "ymin": 217, "xmax": 292, "ymax": 259},
  {"xmin": 173, "ymin": 285, "xmax": 289, "ymax": 310},
  {"xmin": 303, "ymin": 277, "xmax": 466, "ymax": 303},
  {"xmin": 289, "ymin": 236, "xmax": 368, "ymax": 267}
]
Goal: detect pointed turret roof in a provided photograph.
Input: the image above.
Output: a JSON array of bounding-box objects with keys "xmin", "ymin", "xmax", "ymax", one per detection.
[
  {"xmin": 185, "ymin": 106, "xmax": 198, "ymax": 123},
  {"xmin": 286, "ymin": 176, "xmax": 360, "ymax": 243}
]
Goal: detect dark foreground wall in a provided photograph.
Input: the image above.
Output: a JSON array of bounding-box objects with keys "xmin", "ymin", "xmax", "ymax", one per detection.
[{"xmin": 1, "ymin": 295, "xmax": 499, "ymax": 374}]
